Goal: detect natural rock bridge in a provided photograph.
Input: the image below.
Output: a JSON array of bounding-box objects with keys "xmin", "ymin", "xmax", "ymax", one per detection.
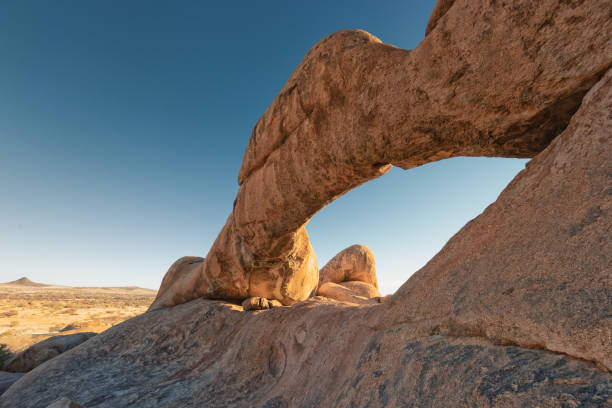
[
  {"xmin": 151, "ymin": 0, "xmax": 611, "ymax": 310},
  {"xmin": 3, "ymin": 0, "xmax": 609, "ymax": 406}
]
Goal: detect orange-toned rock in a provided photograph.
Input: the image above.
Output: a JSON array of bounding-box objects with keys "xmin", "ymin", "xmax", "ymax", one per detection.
[
  {"xmin": 150, "ymin": 0, "xmax": 611, "ymax": 310},
  {"xmin": 2, "ymin": 2, "xmax": 612, "ymax": 407},
  {"xmin": 318, "ymin": 245, "xmax": 378, "ymax": 290},
  {"xmin": 317, "ymin": 282, "xmax": 379, "ymax": 305},
  {"xmin": 382, "ymin": 67, "xmax": 612, "ymax": 371},
  {"xmin": 241, "ymin": 297, "xmax": 283, "ymax": 311},
  {"xmin": 316, "ymin": 245, "xmax": 382, "ymax": 303},
  {"xmin": 3, "ymin": 70, "xmax": 612, "ymax": 399}
]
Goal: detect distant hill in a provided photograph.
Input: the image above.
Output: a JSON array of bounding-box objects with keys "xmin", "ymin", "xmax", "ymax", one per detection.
[
  {"xmin": 1, "ymin": 277, "xmax": 155, "ymax": 292},
  {"xmin": 4, "ymin": 277, "xmax": 49, "ymax": 287}
]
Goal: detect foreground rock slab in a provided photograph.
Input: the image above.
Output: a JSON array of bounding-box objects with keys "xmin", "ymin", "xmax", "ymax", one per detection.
[
  {"xmin": 1, "ymin": 299, "xmax": 610, "ymax": 407},
  {"xmin": 45, "ymin": 397, "xmax": 83, "ymax": 408},
  {"xmin": 0, "ymin": 372, "xmax": 23, "ymax": 397}
]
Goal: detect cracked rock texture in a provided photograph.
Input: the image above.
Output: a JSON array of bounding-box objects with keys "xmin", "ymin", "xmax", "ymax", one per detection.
[
  {"xmin": 151, "ymin": 0, "xmax": 612, "ymax": 309},
  {"xmin": 2, "ymin": 0, "xmax": 611, "ymax": 406}
]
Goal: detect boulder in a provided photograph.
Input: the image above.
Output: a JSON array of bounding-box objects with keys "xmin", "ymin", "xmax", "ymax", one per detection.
[
  {"xmin": 316, "ymin": 244, "xmax": 383, "ymax": 303},
  {"xmin": 3, "ymin": 333, "xmax": 96, "ymax": 373},
  {"xmin": 318, "ymin": 245, "xmax": 379, "ymax": 291}
]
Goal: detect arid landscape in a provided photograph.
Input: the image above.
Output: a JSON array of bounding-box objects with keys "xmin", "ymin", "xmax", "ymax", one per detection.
[
  {"xmin": 0, "ymin": 0, "xmax": 610, "ymax": 406},
  {"xmin": 0, "ymin": 278, "xmax": 155, "ymax": 354}
]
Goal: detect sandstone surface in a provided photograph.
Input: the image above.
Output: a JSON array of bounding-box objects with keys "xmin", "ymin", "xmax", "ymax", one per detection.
[
  {"xmin": 3, "ymin": 332, "xmax": 97, "ymax": 373},
  {"xmin": 151, "ymin": 0, "xmax": 612, "ymax": 310}
]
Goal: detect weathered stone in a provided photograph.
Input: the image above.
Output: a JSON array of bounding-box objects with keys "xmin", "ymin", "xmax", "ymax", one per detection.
[
  {"xmin": 150, "ymin": 0, "xmax": 612, "ymax": 310},
  {"xmin": 242, "ymin": 297, "xmax": 283, "ymax": 311},
  {"xmin": 317, "ymin": 282, "xmax": 379, "ymax": 305},
  {"xmin": 318, "ymin": 245, "xmax": 379, "ymax": 290},
  {"xmin": 2, "ymin": 1, "xmax": 610, "ymax": 406},
  {"xmin": 0, "ymin": 372, "xmax": 23, "ymax": 397},
  {"xmin": 1, "ymin": 297, "xmax": 610, "ymax": 407},
  {"xmin": 382, "ymin": 68, "xmax": 612, "ymax": 371},
  {"xmin": 45, "ymin": 397, "xmax": 83, "ymax": 408},
  {"xmin": 2, "ymin": 65, "xmax": 611, "ymax": 407},
  {"xmin": 3, "ymin": 332, "xmax": 96, "ymax": 373},
  {"xmin": 316, "ymin": 244, "xmax": 382, "ymax": 303}
]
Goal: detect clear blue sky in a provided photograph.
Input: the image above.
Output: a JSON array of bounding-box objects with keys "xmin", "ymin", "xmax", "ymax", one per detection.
[{"xmin": 0, "ymin": 1, "xmax": 528, "ymax": 293}]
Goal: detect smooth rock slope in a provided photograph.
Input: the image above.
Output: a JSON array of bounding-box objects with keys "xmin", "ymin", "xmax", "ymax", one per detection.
[{"xmin": 3, "ymin": 333, "xmax": 97, "ymax": 373}]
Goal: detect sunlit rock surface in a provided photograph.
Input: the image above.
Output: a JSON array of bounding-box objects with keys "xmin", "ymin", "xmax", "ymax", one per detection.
[
  {"xmin": 151, "ymin": 0, "xmax": 612, "ymax": 309},
  {"xmin": 2, "ymin": 0, "xmax": 611, "ymax": 406}
]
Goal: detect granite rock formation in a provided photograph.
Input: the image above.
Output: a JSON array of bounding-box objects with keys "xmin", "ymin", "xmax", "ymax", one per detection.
[
  {"xmin": 45, "ymin": 397, "xmax": 84, "ymax": 408},
  {"xmin": 3, "ymin": 333, "xmax": 96, "ymax": 373},
  {"xmin": 318, "ymin": 245, "xmax": 379, "ymax": 291},
  {"xmin": 1, "ymin": 0, "xmax": 610, "ymax": 406},
  {"xmin": 1, "ymin": 71, "xmax": 611, "ymax": 408},
  {"xmin": 0, "ymin": 372, "xmax": 22, "ymax": 397},
  {"xmin": 151, "ymin": 0, "xmax": 612, "ymax": 310},
  {"xmin": 317, "ymin": 245, "xmax": 384, "ymax": 304}
]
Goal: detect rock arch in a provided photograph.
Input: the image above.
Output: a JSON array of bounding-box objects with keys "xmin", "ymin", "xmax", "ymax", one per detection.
[{"xmin": 150, "ymin": 0, "xmax": 611, "ymax": 309}]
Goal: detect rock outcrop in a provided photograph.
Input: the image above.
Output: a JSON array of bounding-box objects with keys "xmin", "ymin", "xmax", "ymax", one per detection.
[
  {"xmin": 381, "ymin": 69, "xmax": 612, "ymax": 371},
  {"xmin": 3, "ymin": 333, "xmax": 96, "ymax": 373},
  {"xmin": 317, "ymin": 245, "xmax": 383, "ymax": 304},
  {"xmin": 1, "ymin": 87, "xmax": 610, "ymax": 408},
  {"xmin": 45, "ymin": 397, "xmax": 83, "ymax": 408},
  {"xmin": 151, "ymin": 0, "xmax": 612, "ymax": 310},
  {"xmin": 1, "ymin": 0, "xmax": 610, "ymax": 406},
  {"xmin": 0, "ymin": 372, "xmax": 23, "ymax": 397},
  {"xmin": 318, "ymin": 245, "xmax": 379, "ymax": 291}
]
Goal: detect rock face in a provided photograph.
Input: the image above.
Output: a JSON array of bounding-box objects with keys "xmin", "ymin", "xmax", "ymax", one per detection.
[
  {"xmin": 151, "ymin": 0, "xmax": 612, "ymax": 310},
  {"xmin": 0, "ymin": 372, "xmax": 23, "ymax": 397},
  {"xmin": 45, "ymin": 397, "xmax": 83, "ymax": 408},
  {"xmin": 1, "ymin": 1, "xmax": 611, "ymax": 405},
  {"xmin": 3, "ymin": 333, "xmax": 96, "ymax": 373},
  {"xmin": 318, "ymin": 245, "xmax": 379, "ymax": 291}
]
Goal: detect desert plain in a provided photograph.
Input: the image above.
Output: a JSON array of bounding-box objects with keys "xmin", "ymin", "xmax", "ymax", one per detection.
[{"xmin": 0, "ymin": 278, "xmax": 155, "ymax": 354}]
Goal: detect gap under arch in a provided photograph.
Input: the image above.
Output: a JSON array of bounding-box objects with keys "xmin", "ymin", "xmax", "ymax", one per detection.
[{"xmin": 306, "ymin": 157, "xmax": 529, "ymax": 295}]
